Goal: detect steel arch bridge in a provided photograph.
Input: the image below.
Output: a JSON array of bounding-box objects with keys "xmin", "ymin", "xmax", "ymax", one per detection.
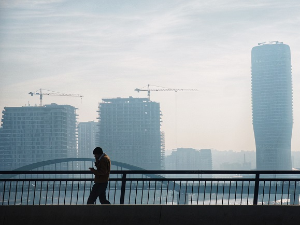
[
  {"xmin": 1, "ymin": 158, "xmax": 166, "ymax": 179},
  {"xmin": 12, "ymin": 158, "xmax": 147, "ymax": 171}
]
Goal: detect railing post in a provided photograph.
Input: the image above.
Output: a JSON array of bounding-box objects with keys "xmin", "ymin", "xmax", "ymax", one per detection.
[
  {"xmin": 120, "ymin": 173, "xmax": 126, "ymax": 204},
  {"xmin": 253, "ymin": 172, "xmax": 260, "ymax": 205}
]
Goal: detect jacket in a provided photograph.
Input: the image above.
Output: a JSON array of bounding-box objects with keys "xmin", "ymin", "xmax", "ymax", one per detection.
[{"xmin": 92, "ymin": 153, "xmax": 111, "ymax": 183}]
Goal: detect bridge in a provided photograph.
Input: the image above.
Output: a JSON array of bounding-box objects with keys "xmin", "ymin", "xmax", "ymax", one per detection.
[{"xmin": 5, "ymin": 158, "xmax": 148, "ymax": 173}]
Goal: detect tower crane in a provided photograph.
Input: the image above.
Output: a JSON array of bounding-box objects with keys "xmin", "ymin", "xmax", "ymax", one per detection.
[
  {"xmin": 134, "ymin": 84, "xmax": 198, "ymax": 99},
  {"xmin": 135, "ymin": 84, "xmax": 198, "ymax": 150},
  {"xmin": 29, "ymin": 89, "xmax": 83, "ymax": 106}
]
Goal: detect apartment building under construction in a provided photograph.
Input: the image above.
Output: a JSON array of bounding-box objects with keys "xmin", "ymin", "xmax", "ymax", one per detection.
[
  {"xmin": 78, "ymin": 121, "xmax": 97, "ymax": 158},
  {"xmin": 97, "ymin": 97, "xmax": 163, "ymax": 170},
  {"xmin": 0, "ymin": 103, "xmax": 77, "ymax": 170}
]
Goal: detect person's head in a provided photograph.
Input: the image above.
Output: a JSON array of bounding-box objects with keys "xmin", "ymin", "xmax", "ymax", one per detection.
[{"xmin": 93, "ymin": 147, "xmax": 103, "ymax": 157}]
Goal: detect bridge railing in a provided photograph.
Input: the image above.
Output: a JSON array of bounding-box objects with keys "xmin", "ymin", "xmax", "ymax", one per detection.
[{"xmin": 1, "ymin": 170, "xmax": 300, "ymax": 205}]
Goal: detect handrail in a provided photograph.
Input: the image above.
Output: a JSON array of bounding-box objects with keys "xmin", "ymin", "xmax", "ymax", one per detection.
[
  {"xmin": 1, "ymin": 170, "xmax": 300, "ymax": 174},
  {"xmin": 1, "ymin": 170, "xmax": 299, "ymax": 206}
]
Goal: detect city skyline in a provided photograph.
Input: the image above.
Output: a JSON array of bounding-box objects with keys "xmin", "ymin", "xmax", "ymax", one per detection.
[{"xmin": 1, "ymin": 1, "xmax": 300, "ymax": 155}]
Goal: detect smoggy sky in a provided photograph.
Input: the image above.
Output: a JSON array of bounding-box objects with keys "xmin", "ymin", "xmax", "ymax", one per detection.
[{"xmin": 1, "ymin": 0, "xmax": 300, "ymax": 154}]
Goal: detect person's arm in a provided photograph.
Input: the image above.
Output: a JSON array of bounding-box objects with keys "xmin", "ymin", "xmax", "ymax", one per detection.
[{"xmin": 90, "ymin": 158, "xmax": 109, "ymax": 176}]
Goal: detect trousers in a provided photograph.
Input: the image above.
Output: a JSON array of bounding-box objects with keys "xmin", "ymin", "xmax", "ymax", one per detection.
[{"xmin": 87, "ymin": 182, "xmax": 111, "ymax": 204}]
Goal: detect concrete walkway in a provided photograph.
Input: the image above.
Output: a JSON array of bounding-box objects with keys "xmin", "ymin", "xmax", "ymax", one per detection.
[{"xmin": 1, "ymin": 205, "xmax": 299, "ymax": 225}]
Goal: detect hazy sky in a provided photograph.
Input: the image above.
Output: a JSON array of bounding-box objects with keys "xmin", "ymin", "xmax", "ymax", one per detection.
[{"xmin": 1, "ymin": 0, "xmax": 300, "ymax": 154}]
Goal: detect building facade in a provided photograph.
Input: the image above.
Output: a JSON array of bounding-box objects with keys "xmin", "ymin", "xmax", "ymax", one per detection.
[
  {"xmin": 0, "ymin": 104, "xmax": 77, "ymax": 170},
  {"xmin": 96, "ymin": 97, "xmax": 162, "ymax": 170},
  {"xmin": 251, "ymin": 41, "xmax": 293, "ymax": 170},
  {"xmin": 78, "ymin": 121, "xmax": 97, "ymax": 158}
]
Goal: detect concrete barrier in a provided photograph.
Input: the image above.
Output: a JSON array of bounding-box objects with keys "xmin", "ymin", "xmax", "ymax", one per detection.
[{"xmin": 1, "ymin": 205, "xmax": 299, "ymax": 225}]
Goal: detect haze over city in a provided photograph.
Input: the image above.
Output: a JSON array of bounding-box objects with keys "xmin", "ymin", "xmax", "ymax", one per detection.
[{"xmin": 1, "ymin": 0, "xmax": 300, "ymax": 155}]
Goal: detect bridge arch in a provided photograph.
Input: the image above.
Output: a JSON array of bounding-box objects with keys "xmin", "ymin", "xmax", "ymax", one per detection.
[
  {"xmin": 1, "ymin": 158, "xmax": 175, "ymax": 192},
  {"xmin": 1, "ymin": 158, "xmax": 165, "ymax": 180},
  {"xmin": 13, "ymin": 158, "xmax": 147, "ymax": 171}
]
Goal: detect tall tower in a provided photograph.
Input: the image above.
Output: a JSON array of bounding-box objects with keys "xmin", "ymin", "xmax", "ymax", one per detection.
[
  {"xmin": 97, "ymin": 97, "xmax": 162, "ymax": 170},
  {"xmin": 0, "ymin": 104, "xmax": 77, "ymax": 170},
  {"xmin": 251, "ymin": 41, "xmax": 293, "ymax": 170}
]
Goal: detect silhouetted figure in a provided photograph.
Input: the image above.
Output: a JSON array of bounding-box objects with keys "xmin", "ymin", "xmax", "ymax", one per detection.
[{"xmin": 87, "ymin": 147, "xmax": 111, "ymax": 204}]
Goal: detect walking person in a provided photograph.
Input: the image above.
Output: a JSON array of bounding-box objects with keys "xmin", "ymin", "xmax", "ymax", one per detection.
[{"xmin": 87, "ymin": 147, "xmax": 111, "ymax": 204}]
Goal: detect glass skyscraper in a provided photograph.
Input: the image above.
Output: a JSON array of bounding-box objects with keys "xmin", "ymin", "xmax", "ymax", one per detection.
[{"xmin": 251, "ymin": 41, "xmax": 293, "ymax": 170}]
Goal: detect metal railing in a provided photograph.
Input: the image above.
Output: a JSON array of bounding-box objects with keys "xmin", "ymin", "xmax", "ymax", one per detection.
[{"xmin": 1, "ymin": 170, "xmax": 300, "ymax": 205}]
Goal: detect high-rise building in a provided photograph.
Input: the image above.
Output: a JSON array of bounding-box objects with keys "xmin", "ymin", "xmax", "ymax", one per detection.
[
  {"xmin": 0, "ymin": 104, "xmax": 77, "ymax": 170},
  {"xmin": 97, "ymin": 97, "xmax": 162, "ymax": 170},
  {"xmin": 78, "ymin": 121, "xmax": 97, "ymax": 158},
  {"xmin": 251, "ymin": 41, "xmax": 293, "ymax": 170}
]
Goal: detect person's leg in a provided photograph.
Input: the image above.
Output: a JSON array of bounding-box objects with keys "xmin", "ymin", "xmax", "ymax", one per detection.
[
  {"xmin": 98, "ymin": 182, "xmax": 110, "ymax": 204},
  {"xmin": 87, "ymin": 183, "xmax": 100, "ymax": 204}
]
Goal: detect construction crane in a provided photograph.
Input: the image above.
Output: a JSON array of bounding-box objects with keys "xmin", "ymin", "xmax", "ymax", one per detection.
[
  {"xmin": 134, "ymin": 84, "xmax": 198, "ymax": 99},
  {"xmin": 135, "ymin": 84, "xmax": 198, "ymax": 150},
  {"xmin": 29, "ymin": 89, "xmax": 83, "ymax": 106}
]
